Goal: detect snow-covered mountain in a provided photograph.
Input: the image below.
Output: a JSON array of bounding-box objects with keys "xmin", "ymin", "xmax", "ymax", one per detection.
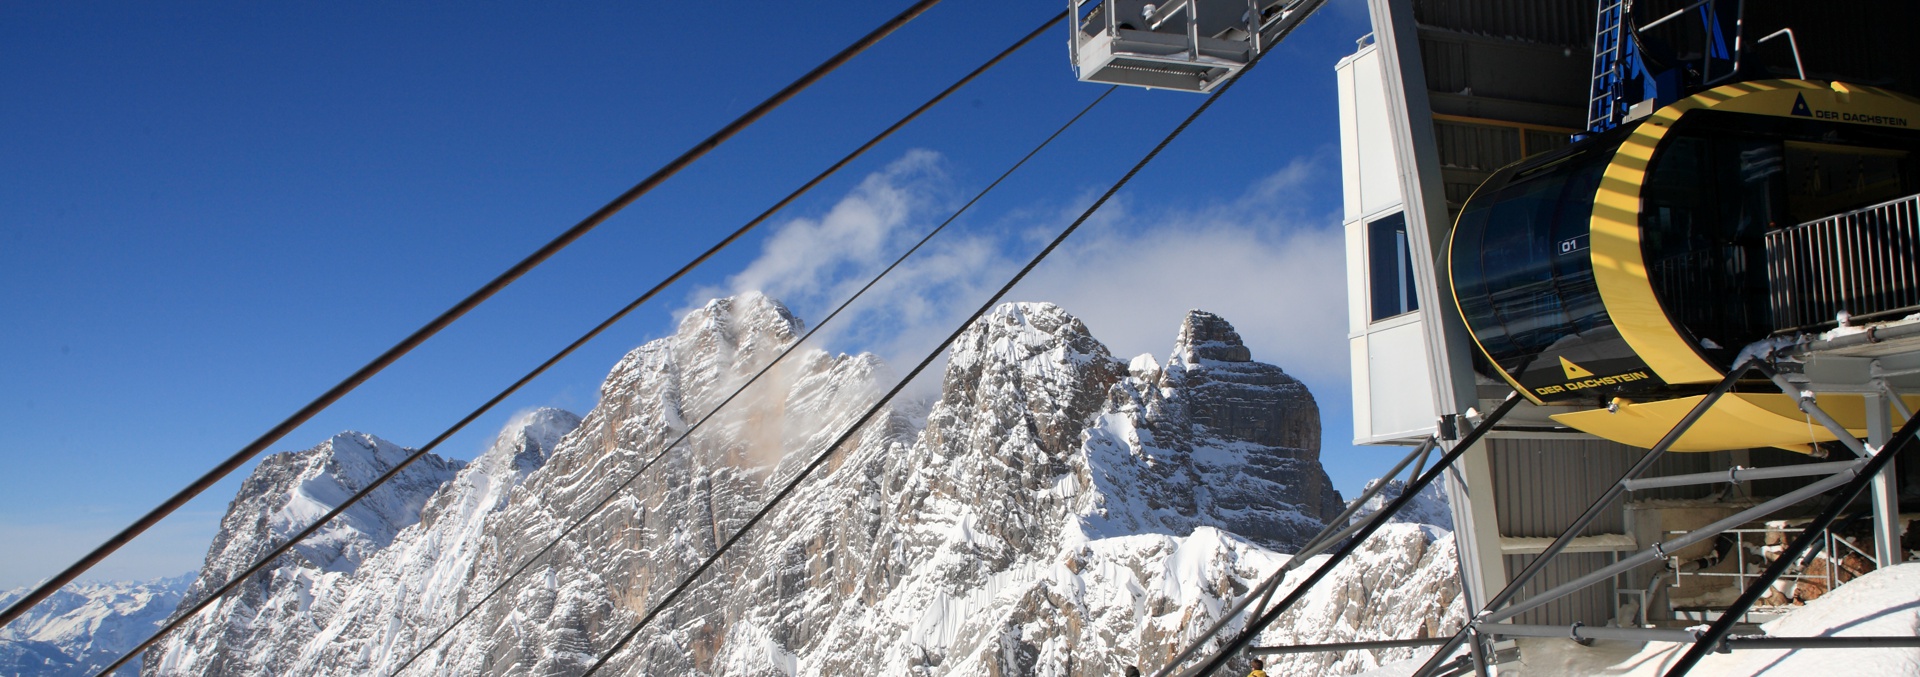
[
  {"xmin": 0, "ymin": 574, "xmax": 194, "ymax": 676},
  {"xmin": 142, "ymin": 293, "xmax": 1463, "ymax": 676},
  {"xmin": 1354, "ymin": 478, "xmax": 1453, "ymax": 532},
  {"xmin": 143, "ymin": 432, "xmax": 468, "ymax": 676}
]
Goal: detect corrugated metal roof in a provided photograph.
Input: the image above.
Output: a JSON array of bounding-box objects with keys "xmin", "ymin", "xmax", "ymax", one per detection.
[{"xmin": 1415, "ymin": 0, "xmax": 1593, "ymax": 47}]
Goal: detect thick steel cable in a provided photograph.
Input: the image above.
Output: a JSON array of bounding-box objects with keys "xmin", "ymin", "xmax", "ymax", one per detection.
[
  {"xmin": 1183, "ymin": 393, "xmax": 1523, "ymax": 676},
  {"xmin": 1, "ymin": 0, "xmax": 942, "ymax": 634},
  {"xmin": 391, "ymin": 88, "xmax": 1108, "ymax": 670},
  {"xmin": 91, "ymin": 12, "xmax": 1067, "ymax": 677},
  {"xmin": 1665, "ymin": 412, "xmax": 1920, "ymax": 676},
  {"xmin": 583, "ymin": 28, "xmax": 1272, "ymax": 677},
  {"xmin": 388, "ymin": 74, "xmax": 1105, "ymax": 677}
]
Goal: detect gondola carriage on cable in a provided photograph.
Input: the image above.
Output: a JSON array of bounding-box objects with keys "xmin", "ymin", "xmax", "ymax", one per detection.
[{"xmin": 1069, "ymin": 0, "xmax": 1313, "ymax": 92}]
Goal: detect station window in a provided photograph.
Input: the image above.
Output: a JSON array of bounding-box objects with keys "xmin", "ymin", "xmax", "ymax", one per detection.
[{"xmin": 1369, "ymin": 212, "xmax": 1420, "ymax": 321}]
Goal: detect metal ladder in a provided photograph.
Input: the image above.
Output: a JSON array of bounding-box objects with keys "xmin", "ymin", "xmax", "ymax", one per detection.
[{"xmin": 1587, "ymin": 0, "xmax": 1630, "ymax": 133}]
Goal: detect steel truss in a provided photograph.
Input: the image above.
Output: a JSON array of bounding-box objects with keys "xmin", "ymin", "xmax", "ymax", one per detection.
[
  {"xmin": 1155, "ymin": 350, "xmax": 1915, "ymax": 676},
  {"xmin": 1152, "ymin": 393, "xmax": 1523, "ymax": 676},
  {"xmin": 1407, "ymin": 356, "xmax": 1920, "ymax": 677}
]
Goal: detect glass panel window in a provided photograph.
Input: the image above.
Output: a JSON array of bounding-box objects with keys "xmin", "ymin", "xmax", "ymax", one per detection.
[{"xmin": 1369, "ymin": 212, "xmax": 1420, "ymax": 322}]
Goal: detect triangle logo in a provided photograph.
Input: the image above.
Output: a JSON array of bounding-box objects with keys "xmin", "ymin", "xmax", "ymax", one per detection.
[
  {"xmin": 1791, "ymin": 94, "xmax": 1814, "ymax": 117},
  {"xmin": 1561, "ymin": 357, "xmax": 1596, "ymax": 380}
]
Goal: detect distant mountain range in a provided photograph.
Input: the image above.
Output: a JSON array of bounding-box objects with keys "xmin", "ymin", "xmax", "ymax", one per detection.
[
  {"xmin": 1, "ymin": 573, "xmax": 194, "ymax": 676},
  {"xmin": 6, "ymin": 293, "xmax": 1466, "ymax": 676}
]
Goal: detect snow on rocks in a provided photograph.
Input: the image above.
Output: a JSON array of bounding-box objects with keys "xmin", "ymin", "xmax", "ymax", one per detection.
[
  {"xmin": 0, "ymin": 573, "xmax": 194, "ymax": 676},
  {"xmin": 145, "ymin": 296, "xmax": 1463, "ymax": 677},
  {"xmin": 144, "ymin": 432, "xmax": 464, "ymax": 676}
]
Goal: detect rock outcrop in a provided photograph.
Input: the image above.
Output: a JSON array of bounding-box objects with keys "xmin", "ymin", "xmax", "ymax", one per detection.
[
  {"xmin": 143, "ymin": 433, "xmax": 466, "ymax": 676},
  {"xmin": 144, "ymin": 295, "xmax": 1460, "ymax": 677}
]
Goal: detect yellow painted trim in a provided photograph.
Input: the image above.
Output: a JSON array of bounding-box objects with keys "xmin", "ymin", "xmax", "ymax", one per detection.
[
  {"xmin": 1430, "ymin": 113, "xmax": 1583, "ymax": 136},
  {"xmin": 1552, "ymin": 392, "xmax": 1920, "ymax": 452},
  {"xmin": 1589, "ymin": 80, "xmax": 1920, "ymax": 385}
]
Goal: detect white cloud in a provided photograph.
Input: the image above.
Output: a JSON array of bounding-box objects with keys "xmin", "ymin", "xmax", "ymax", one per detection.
[
  {"xmin": 690, "ymin": 151, "xmax": 1349, "ymax": 402},
  {"xmin": 1016, "ymin": 157, "xmax": 1349, "ymax": 387}
]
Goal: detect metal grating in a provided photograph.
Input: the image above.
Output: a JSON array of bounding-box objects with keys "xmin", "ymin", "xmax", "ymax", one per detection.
[{"xmin": 1765, "ymin": 193, "xmax": 1920, "ymax": 332}]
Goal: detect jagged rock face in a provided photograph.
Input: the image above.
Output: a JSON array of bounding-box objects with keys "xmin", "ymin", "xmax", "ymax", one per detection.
[
  {"xmin": 150, "ymin": 295, "xmax": 1460, "ymax": 677},
  {"xmin": 1081, "ymin": 310, "xmax": 1342, "ymax": 551},
  {"xmin": 144, "ymin": 433, "xmax": 463, "ymax": 677},
  {"xmin": 0, "ymin": 574, "xmax": 193, "ymax": 676},
  {"xmin": 1256, "ymin": 526, "xmax": 1467, "ymax": 676},
  {"xmin": 398, "ymin": 292, "xmax": 895, "ymax": 677},
  {"xmin": 280, "ymin": 408, "xmax": 581, "ymax": 675},
  {"xmin": 1358, "ymin": 478, "xmax": 1454, "ymax": 532},
  {"xmin": 914, "ymin": 303, "xmax": 1128, "ymax": 563}
]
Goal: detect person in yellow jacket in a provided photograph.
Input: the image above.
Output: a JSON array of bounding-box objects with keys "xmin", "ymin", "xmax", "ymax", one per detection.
[{"xmin": 1246, "ymin": 658, "xmax": 1268, "ymax": 677}]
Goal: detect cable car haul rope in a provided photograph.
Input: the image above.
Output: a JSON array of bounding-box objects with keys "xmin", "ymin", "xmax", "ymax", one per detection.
[
  {"xmin": 86, "ymin": 6, "xmax": 1105, "ymax": 675},
  {"xmin": 33, "ymin": 0, "xmax": 1349, "ymax": 670},
  {"xmin": 0, "ymin": 0, "xmax": 945, "ymax": 637}
]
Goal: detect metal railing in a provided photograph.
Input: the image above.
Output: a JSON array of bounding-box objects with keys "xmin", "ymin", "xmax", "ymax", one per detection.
[
  {"xmin": 1665, "ymin": 525, "xmax": 1885, "ymax": 616},
  {"xmin": 1766, "ymin": 192, "xmax": 1920, "ymax": 332}
]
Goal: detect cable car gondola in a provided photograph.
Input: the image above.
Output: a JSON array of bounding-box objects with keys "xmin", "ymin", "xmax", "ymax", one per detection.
[
  {"xmin": 1449, "ymin": 79, "xmax": 1920, "ymax": 451},
  {"xmin": 1068, "ymin": 0, "xmax": 1305, "ymax": 93}
]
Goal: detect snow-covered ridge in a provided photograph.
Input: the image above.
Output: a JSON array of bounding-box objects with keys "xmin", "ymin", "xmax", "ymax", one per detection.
[
  {"xmin": 0, "ymin": 574, "xmax": 194, "ymax": 676},
  {"xmin": 146, "ymin": 294, "xmax": 1462, "ymax": 676},
  {"xmin": 144, "ymin": 430, "xmax": 470, "ymax": 676}
]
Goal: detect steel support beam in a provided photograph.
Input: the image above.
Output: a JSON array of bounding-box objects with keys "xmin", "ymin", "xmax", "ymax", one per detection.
[
  {"xmin": 1621, "ymin": 459, "xmax": 1867, "ymax": 492},
  {"xmin": 1409, "ymin": 359, "xmax": 1759, "ymax": 677},
  {"xmin": 1360, "ymin": 2, "xmax": 1506, "ymax": 667},
  {"xmin": 1249, "ymin": 637, "xmax": 1452, "ymax": 656},
  {"xmin": 1481, "ymin": 628, "xmax": 1920, "ymax": 651},
  {"xmin": 1865, "ymin": 392, "xmax": 1900, "ymax": 568},
  {"xmin": 1176, "ymin": 393, "xmax": 1522, "ymax": 676},
  {"xmin": 1725, "ymin": 635, "xmax": 1920, "ymax": 650},
  {"xmin": 1767, "ymin": 370, "xmax": 1872, "ymax": 457},
  {"xmin": 1664, "ymin": 412, "xmax": 1920, "ymax": 676},
  {"xmin": 1488, "ymin": 623, "xmax": 1700, "ymax": 644}
]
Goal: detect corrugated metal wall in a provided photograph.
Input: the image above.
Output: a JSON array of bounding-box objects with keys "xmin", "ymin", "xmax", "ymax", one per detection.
[
  {"xmin": 1433, "ymin": 121, "xmax": 1521, "ymax": 173},
  {"xmin": 1499, "ymin": 552, "xmax": 1616, "ymax": 627},
  {"xmin": 1488, "ymin": 438, "xmax": 1727, "ymax": 626}
]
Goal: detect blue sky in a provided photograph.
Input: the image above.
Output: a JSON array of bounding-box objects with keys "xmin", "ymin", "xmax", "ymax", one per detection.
[{"xmin": 0, "ymin": 0, "xmax": 1383, "ymax": 588}]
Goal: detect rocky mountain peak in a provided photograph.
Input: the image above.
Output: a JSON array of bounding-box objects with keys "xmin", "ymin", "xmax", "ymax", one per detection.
[
  {"xmin": 144, "ymin": 433, "xmax": 462, "ymax": 677},
  {"xmin": 142, "ymin": 296, "xmax": 1460, "ymax": 677},
  {"xmin": 935, "ymin": 302, "xmax": 1123, "ymax": 459},
  {"xmin": 495, "ymin": 408, "xmax": 580, "ymax": 474},
  {"xmin": 675, "ymin": 291, "xmax": 803, "ymax": 360},
  {"xmin": 1173, "ymin": 309, "xmax": 1252, "ymax": 364},
  {"xmin": 1082, "ymin": 309, "xmax": 1341, "ymax": 552}
]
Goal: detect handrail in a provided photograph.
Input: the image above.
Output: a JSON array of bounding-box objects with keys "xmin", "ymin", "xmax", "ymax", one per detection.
[
  {"xmin": 1757, "ymin": 28, "xmax": 1805, "ymax": 79},
  {"xmin": 1765, "ymin": 192, "xmax": 1920, "ymax": 332}
]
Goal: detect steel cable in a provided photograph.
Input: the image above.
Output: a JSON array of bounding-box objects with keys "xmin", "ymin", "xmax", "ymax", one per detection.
[
  {"xmin": 582, "ymin": 25, "xmax": 1273, "ymax": 675},
  {"xmin": 3, "ymin": 0, "xmax": 942, "ymax": 634},
  {"xmin": 386, "ymin": 36, "xmax": 1096, "ymax": 677},
  {"xmin": 88, "ymin": 9, "xmax": 1078, "ymax": 677},
  {"xmin": 1181, "ymin": 394, "xmax": 1522, "ymax": 676}
]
